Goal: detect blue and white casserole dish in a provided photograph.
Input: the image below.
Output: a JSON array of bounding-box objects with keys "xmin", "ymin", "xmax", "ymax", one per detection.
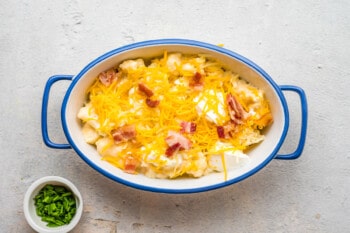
[{"xmin": 42, "ymin": 39, "xmax": 308, "ymax": 194}]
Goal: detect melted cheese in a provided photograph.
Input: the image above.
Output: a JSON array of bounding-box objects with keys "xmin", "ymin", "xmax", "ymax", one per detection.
[{"xmin": 78, "ymin": 51, "xmax": 273, "ymax": 179}]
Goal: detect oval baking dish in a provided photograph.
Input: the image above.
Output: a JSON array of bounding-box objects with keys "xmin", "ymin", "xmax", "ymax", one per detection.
[{"xmin": 41, "ymin": 39, "xmax": 308, "ymax": 194}]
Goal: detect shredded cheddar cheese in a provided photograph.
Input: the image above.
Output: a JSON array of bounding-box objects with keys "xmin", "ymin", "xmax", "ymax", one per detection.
[{"xmin": 77, "ymin": 52, "xmax": 273, "ymax": 179}]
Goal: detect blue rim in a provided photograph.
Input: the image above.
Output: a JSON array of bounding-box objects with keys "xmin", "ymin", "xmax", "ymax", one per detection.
[{"xmin": 61, "ymin": 39, "xmax": 290, "ymax": 194}]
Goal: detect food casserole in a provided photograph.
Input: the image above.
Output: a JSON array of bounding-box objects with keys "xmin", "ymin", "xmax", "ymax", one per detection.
[{"xmin": 41, "ymin": 39, "xmax": 308, "ymax": 193}]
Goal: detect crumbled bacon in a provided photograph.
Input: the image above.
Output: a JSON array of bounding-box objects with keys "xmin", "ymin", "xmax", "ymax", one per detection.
[
  {"xmin": 165, "ymin": 143, "xmax": 181, "ymax": 157},
  {"xmin": 190, "ymin": 72, "xmax": 204, "ymax": 91},
  {"xmin": 193, "ymin": 72, "xmax": 202, "ymax": 83},
  {"xmin": 165, "ymin": 131, "xmax": 192, "ymax": 150},
  {"xmin": 138, "ymin": 83, "xmax": 159, "ymax": 107},
  {"xmin": 180, "ymin": 121, "xmax": 197, "ymax": 134},
  {"xmin": 112, "ymin": 125, "xmax": 136, "ymax": 143},
  {"xmin": 138, "ymin": 82, "xmax": 154, "ymax": 97},
  {"xmin": 217, "ymin": 123, "xmax": 237, "ymax": 139},
  {"xmin": 99, "ymin": 69, "xmax": 117, "ymax": 86},
  {"xmin": 226, "ymin": 93, "xmax": 248, "ymax": 124},
  {"xmin": 124, "ymin": 155, "xmax": 138, "ymax": 174},
  {"xmin": 145, "ymin": 98, "xmax": 160, "ymax": 108},
  {"xmin": 217, "ymin": 126, "xmax": 225, "ymax": 139}
]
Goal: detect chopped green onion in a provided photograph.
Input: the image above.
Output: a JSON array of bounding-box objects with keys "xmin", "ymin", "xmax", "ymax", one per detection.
[{"xmin": 34, "ymin": 184, "xmax": 77, "ymax": 227}]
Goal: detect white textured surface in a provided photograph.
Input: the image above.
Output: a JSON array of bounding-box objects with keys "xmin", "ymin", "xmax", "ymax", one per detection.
[{"xmin": 1, "ymin": 0, "xmax": 349, "ymax": 232}]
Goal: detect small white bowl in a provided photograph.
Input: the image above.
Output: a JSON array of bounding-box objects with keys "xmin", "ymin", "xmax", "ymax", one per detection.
[{"xmin": 23, "ymin": 176, "xmax": 83, "ymax": 233}]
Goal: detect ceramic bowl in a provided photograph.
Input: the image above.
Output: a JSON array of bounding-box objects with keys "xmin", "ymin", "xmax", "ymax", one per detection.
[
  {"xmin": 41, "ymin": 39, "xmax": 307, "ymax": 193},
  {"xmin": 23, "ymin": 176, "xmax": 83, "ymax": 233}
]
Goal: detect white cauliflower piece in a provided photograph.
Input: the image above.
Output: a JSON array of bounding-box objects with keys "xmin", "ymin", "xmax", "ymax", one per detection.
[
  {"xmin": 166, "ymin": 53, "xmax": 182, "ymax": 72},
  {"xmin": 77, "ymin": 103, "xmax": 100, "ymax": 129},
  {"xmin": 77, "ymin": 103, "xmax": 97, "ymax": 121},
  {"xmin": 173, "ymin": 76, "xmax": 188, "ymax": 87},
  {"xmin": 95, "ymin": 137, "xmax": 126, "ymax": 157},
  {"xmin": 128, "ymin": 86, "xmax": 143, "ymax": 111},
  {"xmin": 141, "ymin": 148, "xmax": 186, "ymax": 179},
  {"xmin": 238, "ymin": 127, "xmax": 265, "ymax": 146},
  {"xmin": 145, "ymin": 150, "xmax": 182, "ymax": 170},
  {"xmin": 194, "ymin": 90, "xmax": 228, "ymax": 125},
  {"xmin": 209, "ymin": 142, "xmax": 251, "ymax": 172},
  {"xmin": 119, "ymin": 58, "xmax": 145, "ymax": 72},
  {"xmin": 186, "ymin": 153, "xmax": 208, "ymax": 177},
  {"xmin": 233, "ymin": 78, "xmax": 263, "ymax": 103},
  {"xmin": 181, "ymin": 63, "xmax": 196, "ymax": 74},
  {"xmin": 82, "ymin": 123, "xmax": 100, "ymax": 144}
]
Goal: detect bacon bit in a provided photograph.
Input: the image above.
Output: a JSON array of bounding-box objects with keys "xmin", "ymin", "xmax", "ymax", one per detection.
[
  {"xmin": 165, "ymin": 130, "xmax": 192, "ymax": 150},
  {"xmin": 112, "ymin": 125, "xmax": 136, "ymax": 143},
  {"xmin": 180, "ymin": 121, "xmax": 197, "ymax": 133},
  {"xmin": 165, "ymin": 143, "xmax": 181, "ymax": 157},
  {"xmin": 124, "ymin": 155, "xmax": 138, "ymax": 174},
  {"xmin": 217, "ymin": 126, "xmax": 225, "ymax": 139},
  {"xmin": 226, "ymin": 93, "xmax": 248, "ymax": 124},
  {"xmin": 145, "ymin": 98, "xmax": 160, "ymax": 108},
  {"xmin": 138, "ymin": 83, "xmax": 159, "ymax": 107},
  {"xmin": 217, "ymin": 123, "xmax": 237, "ymax": 139},
  {"xmin": 138, "ymin": 82, "xmax": 154, "ymax": 97},
  {"xmin": 193, "ymin": 72, "xmax": 202, "ymax": 83},
  {"xmin": 99, "ymin": 69, "xmax": 117, "ymax": 86},
  {"xmin": 190, "ymin": 72, "xmax": 204, "ymax": 91}
]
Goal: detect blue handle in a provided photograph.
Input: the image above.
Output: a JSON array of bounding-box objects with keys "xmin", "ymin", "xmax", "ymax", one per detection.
[
  {"xmin": 275, "ymin": 85, "xmax": 308, "ymax": 160},
  {"xmin": 41, "ymin": 75, "xmax": 73, "ymax": 149}
]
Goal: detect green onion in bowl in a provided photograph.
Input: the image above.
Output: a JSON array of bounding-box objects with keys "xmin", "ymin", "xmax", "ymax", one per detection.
[
  {"xmin": 24, "ymin": 176, "xmax": 83, "ymax": 233},
  {"xmin": 34, "ymin": 184, "xmax": 77, "ymax": 227}
]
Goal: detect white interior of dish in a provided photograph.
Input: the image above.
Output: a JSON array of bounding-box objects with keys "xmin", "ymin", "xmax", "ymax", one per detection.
[{"xmin": 63, "ymin": 44, "xmax": 286, "ymax": 192}]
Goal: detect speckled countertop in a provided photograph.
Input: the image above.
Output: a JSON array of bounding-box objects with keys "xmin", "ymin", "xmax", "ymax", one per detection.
[{"xmin": 1, "ymin": 1, "xmax": 349, "ymax": 232}]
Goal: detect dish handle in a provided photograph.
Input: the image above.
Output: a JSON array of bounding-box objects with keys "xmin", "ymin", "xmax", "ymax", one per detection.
[
  {"xmin": 41, "ymin": 75, "xmax": 73, "ymax": 149},
  {"xmin": 275, "ymin": 85, "xmax": 308, "ymax": 160}
]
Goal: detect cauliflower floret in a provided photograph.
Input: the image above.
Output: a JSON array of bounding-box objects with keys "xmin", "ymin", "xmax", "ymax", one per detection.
[
  {"xmin": 194, "ymin": 90, "xmax": 229, "ymax": 125},
  {"xmin": 141, "ymin": 148, "xmax": 187, "ymax": 179},
  {"xmin": 194, "ymin": 56, "xmax": 206, "ymax": 65},
  {"xmin": 119, "ymin": 58, "xmax": 145, "ymax": 72},
  {"xmin": 186, "ymin": 153, "xmax": 208, "ymax": 177},
  {"xmin": 208, "ymin": 142, "xmax": 251, "ymax": 172},
  {"xmin": 77, "ymin": 103, "xmax": 100, "ymax": 129},
  {"xmin": 194, "ymin": 56, "xmax": 206, "ymax": 74},
  {"xmin": 82, "ymin": 123, "xmax": 100, "ymax": 144},
  {"xmin": 173, "ymin": 76, "xmax": 188, "ymax": 86},
  {"xmin": 95, "ymin": 137, "xmax": 126, "ymax": 157},
  {"xmin": 144, "ymin": 150, "xmax": 182, "ymax": 170},
  {"xmin": 181, "ymin": 63, "xmax": 196, "ymax": 74},
  {"xmin": 128, "ymin": 86, "xmax": 143, "ymax": 111},
  {"xmin": 77, "ymin": 103, "xmax": 96, "ymax": 121},
  {"xmin": 96, "ymin": 137, "xmax": 113, "ymax": 156},
  {"xmin": 233, "ymin": 79, "xmax": 264, "ymax": 104},
  {"xmin": 238, "ymin": 127, "xmax": 265, "ymax": 146},
  {"xmin": 166, "ymin": 53, "xmax": 182, "ymax": 73}
]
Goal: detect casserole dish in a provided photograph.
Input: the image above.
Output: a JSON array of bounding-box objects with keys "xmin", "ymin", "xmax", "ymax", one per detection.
[{"xmin": 41, "ymin": 39, "xmax": 307, "ymax": 193}]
